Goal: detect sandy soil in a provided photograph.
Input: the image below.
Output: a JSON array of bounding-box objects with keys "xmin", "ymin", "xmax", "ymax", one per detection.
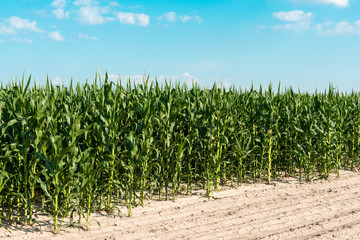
[{"xmin": 2, "ymin": 170, "xmax": 360, "ymax": 240}]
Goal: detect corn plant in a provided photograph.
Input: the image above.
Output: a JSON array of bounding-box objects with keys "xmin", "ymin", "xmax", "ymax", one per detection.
[{"xmin": 1, "ymin": 74, "xmax": 360, "ymax": 232}]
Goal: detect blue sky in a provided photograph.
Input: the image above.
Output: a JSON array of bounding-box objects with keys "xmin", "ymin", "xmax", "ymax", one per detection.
[{"xmin": 1, "ymin": 0, "xmax": 360, "ymax": 91}]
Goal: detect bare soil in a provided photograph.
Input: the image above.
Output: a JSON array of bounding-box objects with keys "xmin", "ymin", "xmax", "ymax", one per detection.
[{"xmin": 2, "ymin": 170, "xmax": 360, "ymax": 240}]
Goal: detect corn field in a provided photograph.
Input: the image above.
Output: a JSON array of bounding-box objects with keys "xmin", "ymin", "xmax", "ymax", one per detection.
[{"xmin": 1, "ymin": 74, "xmax": 360, "ymax": 233}]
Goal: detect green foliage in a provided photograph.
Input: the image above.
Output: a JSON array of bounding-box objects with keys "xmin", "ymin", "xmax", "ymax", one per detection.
[{"xmin": 1, "ymin": 75, "xmax": 360, "ymax": 232}]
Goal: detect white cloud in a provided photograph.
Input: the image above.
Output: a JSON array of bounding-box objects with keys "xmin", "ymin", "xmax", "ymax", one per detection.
[
  {"xmin": 78, "ymin": 32, "xmax": 98, "ymax": 40},
  {"xmin": 270, "ymin": 9, "xmax": 360, "ymax": 36},
  {"xmin": 10, "ymin": 37, "xmax": 32, "ymax": 44},
  {"xmin": 273, "ymin": 10, "xmax": 313, "ymax": 32},
  {"xmin": 179, "ymin": 15, "xmax": 202, "ymax": 23},
  {"xmin": 315, "ymin": 21, "xmax": 333, "ymax": 31},
  {"xmin": 117, "ymin": 12, "xmax": 136, "ymax": 24},
  {"xmin": 0, "ymin": 39, "xmax": 5, "ymax": 44},
  {"xmin": 73, "ymin": 0, "xmax": 93, "ymax": 6},
  {"xmin": 320, "ymin": 0, "xmax": 349, "ymax": 7},
  {"xmin": 52, "ymin": 76, "xmax": 63, "ymax": 86},
  {"xmin": 158, "ymin": 12, "xmax": 202, "ymax": 24},
  {"xmin": 127, "ymin": 74, "xmax": 144, "ymax": 83},
  {"xmin": 77, "ymin": 6, "xmax": 113, "ymax": 25},
  {"xmin": 211, "ymin": 76, "xmax": 231, "ymax": 89},
  {"xmin": 0, "ymin": 25, "xmax": 14, "ymax": 35},
  {"xmin": 24, "ymin": 37, "xmax": 33, "ymax": 44},
  {"xmin": 183, "ymin": 72, "xmax": 192, "ymax": 77},
  {"xmin": 104, "ymin": 72, "xmax": 199, "ymax": 86},
  {"xmin": 136, "ymin": 13, "xmax": 150, "ymax": 27},
  {"xmin": 294, "ymin": 0, "xmax": 349, "ymax": 7},
  {"xmin": 158, "ymin": 12, "xmax": 177, "ymax": 22},
  {"xmin": 11, "ymin": 37, "xmax": 23, "ymax": 43},
  {"xmin": 116, "ymin": 12, "xmax": 150, "ymax": 27},
  {"xmin": 109, "ymin": 1, "xmax": 120, "ymax": 7},
  {"xmin": 73, "ymin": 0, "xmax": 113, "ymax": 25},
  {"xmin": 316, "ymin": 20, "xmax": 360, "ymax": 35},
  {"xmin": 51, "ymin": 0, "xmax": 67, "ymax": 8},
  {"xmin": 49, "ymin": 31, "xmax": 65, "ymax": 41},
  {"xmin": 155, "ymin": 73, "xmax": 199, "ymax": 86},
  {"xmin": 7, "ymin": 16, "xmax": 44, "ymax": 32},
  {"xmin": 273, "ymin": 10, "xmax": 313, "ymax": 22},
  {"xmin": 103, "ymin": 74, "xmax": 146, "ymax": 84},
  {"xmin": 52, "ymin": 9, "xmax": 70, "ymax": 19},
  {"xmin": 0, "ymin": 16, "xmax": 45, "ymax": 35},
  {"xmin": 105, "ymin": 74, "xmax": 121, "ymax": 82},
  {"xmin": 180, "ymin": 72, "xmax": 199, "ymax": 86},
  {"xmin": 179, "ymin": 15, "xmax": 192, "ymax": 22}
]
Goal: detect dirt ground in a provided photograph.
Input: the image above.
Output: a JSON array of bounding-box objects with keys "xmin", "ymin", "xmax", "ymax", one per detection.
[{"xmin": 2, "ymin": 170, "xmax": 360, "ymax": 240}]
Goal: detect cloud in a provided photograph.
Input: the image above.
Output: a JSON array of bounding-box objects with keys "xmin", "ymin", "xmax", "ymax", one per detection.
[
  {"xmin": 0, "ymin": 25, "xmax": 14, "ymax": 35},
  {"xmin": 294, "ymin": 0, "xmax": 349, "ymax": 7},
  {"xmin": 109, "ymin": 1, "xmax": 120, "ymax": 7},
  {"xmin": 136, "ymin": 13, "xmax": 150, "ymax": 27},
  {"xmin": 117, "ymin": 12, "xmax": 136, "ymax": 24},
  {"xmin": 211, "ymin": 76, "xmax": 231, "ymax": 88},
  {"xmin": 0, "ymin": 16, "xmax": 45, "ymax": 35},
  {"xmin": 158, "ymin": 12, "xmax": 202, "ymax": 24},
  {"xmin": 77, "ymin": 6, "xmax": 113, "ymax": 25},
  {"xmin": 52, "ymin": 9, "xmax": 70, "ymax": 19},
  {"xmin": 158, "ymin": 12, "xmax": 177, "ymax": 22},
  {"xmin": 72, "ymin": 1, "xmax": 147, "ymax": 27},
  {"xmin": 11, "ymin": 37, "xmax": 23, "ymax": 43},
  {"xmin": 7, "ymin": 17, "xmax": 44, "ymax": 32},
  {"xmin": 73, "ymin": 0, "xmax": 93, "ymax": 6},
  {"xmin": 52, "ymin": 76, "xmax": 63, "ymax": 86},
  {"xmin": 179, "ymin": 72, "xmax": 199, "ymax": 85},
  {"xmin": 0, "ymin": 39, "xmax": 5, "ymax": 44},
  {"xmin": 49, "ymin": 31, "xmax": 65, "ymax": 41},
  {"xmin": 127, "ymin": 74, "xmax": 144, "ymax": 83},
  {"xmin": 319, "ymin": 0, "xmax": 349, "ymax": 7},
  {"xmin": 116, "ymin": 12, "xmax": 150, "ymax": 26},
  {"xmin": 103, "ymin": 74, "xmax": 145, "ymax": 84},
  {"xmin": 155, "ymin": 73, "xmax": 199, "ymax": 86},
  {"xmin": 10, "ymin": 37, "xmax": 32, "ymax": 44},
  {"xmin": 180, "ymin": 15, "xmax": 202, "ymax": 23},
  {"xmin": 316, "ymin": 20, "xmax": 360, "ymax": 35},
  {"xmin": 24, "ymin": 37, "xmax": 33, "ymax": 44},
  {"xmin": 104, "ymin": 72, "xmax": 199, "ymax": 86},
  {"xmin": 105, "ymin": 74, "xmax": 121, "ymax": 83},
  {"xmin": 51, "ymin": 0, "xmax": 67, "ymax": 8},
  {"xmin": 273, "ymin": 10, "xmax": 313, "ymax": 22},
  {"xmin": 269, "ymin": 10, "xmax": 360, "ymax": 36},
  {"xmin": 273, "ymin": 10, "xmax": 313, "ymax": 32},
  {"xmin": 73, "ymin": 0, "xmax": 114, "ymax": 25},
  {"xmin": 78, "ymin": 32, "xmax": 98, "ymax": 40}
]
